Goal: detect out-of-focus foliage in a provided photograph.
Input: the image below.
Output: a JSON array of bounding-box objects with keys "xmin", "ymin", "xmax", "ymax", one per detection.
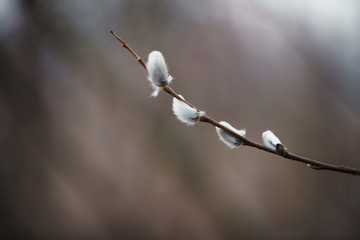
[{"xmin": 1, "ymin": 0, "xmax": 360, "ymax": 239}]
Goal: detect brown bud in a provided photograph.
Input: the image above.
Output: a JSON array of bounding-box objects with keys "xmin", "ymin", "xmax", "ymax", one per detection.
[{"xmin": 276, "ymin": 144, "xmax": 287, "ymax": 155}]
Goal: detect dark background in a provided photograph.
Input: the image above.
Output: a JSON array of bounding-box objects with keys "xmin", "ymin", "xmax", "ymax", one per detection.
[{"xmin": 1, "ymin": 0, "xmax": 360, "ymax": 239}]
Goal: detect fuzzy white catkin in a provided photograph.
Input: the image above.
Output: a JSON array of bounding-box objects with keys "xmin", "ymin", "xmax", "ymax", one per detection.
[
  {"xmin": 262, "ymin": 130, "xmax": 281, "ymax": 150},
  {"xmin": 147, "ymin": 51, "xmax": 173, "ymax": 97},
  {"xmin": 216, "ymin": 121, "xmax": 246, "ymax": 148},
  {"xmin": 172, "ymin": 96, "xmax": 202, "ymax": 125}
]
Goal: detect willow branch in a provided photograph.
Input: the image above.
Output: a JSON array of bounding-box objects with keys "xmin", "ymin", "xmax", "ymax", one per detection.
[{"xmin": 110, "ymin": 31, "xmax": 360, "ymax": 176}]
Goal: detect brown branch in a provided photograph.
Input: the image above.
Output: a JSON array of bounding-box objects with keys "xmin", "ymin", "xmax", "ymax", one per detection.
[
  {"xmin": 110, "ymin": 31, "xmax": 360, "ymax": 176},
  {"xmin": 110, "ymin": 31, "xmax": 147, "ymax": 69}
]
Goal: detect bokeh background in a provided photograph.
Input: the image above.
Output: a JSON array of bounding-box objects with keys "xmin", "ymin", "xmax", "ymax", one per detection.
[{"xmin": 1, "ymin": 0, "xmax": 360, "ymax": 239}]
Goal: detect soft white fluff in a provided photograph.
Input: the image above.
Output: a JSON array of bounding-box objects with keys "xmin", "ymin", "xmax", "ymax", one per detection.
[
  {"xmin": 262, "ymin": 130, "xmax": 281, "ymax": 150},
  {"xmin": 146, "ymin": 51, "xmax": 173, "ymax": 97},
  {"xmin": 172, "ymin": 96, "xmax": 202, "ymax": 125},
  {"xmin": 216, "ymin": 121, "xmax": 246, "ymax": 148}
]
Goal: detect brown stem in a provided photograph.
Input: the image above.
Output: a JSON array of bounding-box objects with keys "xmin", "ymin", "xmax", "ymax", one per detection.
[
  {"xmin": 110, "ymin": 31, "xmax": 147, "ymax": 69},
  {"xmin": 163, "ymin": 87, "xmax": 199, "ymax": 110},
  {"xmin": 110, "ymin": 31, "xmax": 360, "ymax": 176}
]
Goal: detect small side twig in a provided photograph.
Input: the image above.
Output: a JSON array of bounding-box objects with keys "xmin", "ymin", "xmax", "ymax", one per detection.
[{"xmin": 110, "ymin": 31, "xmax": 360, "ymax": 176}]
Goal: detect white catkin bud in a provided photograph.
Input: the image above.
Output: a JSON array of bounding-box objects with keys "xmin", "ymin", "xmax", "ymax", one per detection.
[
  {"xmin": 172, "ymin": 95, "xmax": 203, "ymax": 125},
  {"xmin": 262, "ymin": 130, "xmax": 282, "ymax": 150},
  {"xmin": 146, "ymin": 51, "xmax": 173, "ymax": 97},
  {"xmin": 216, "ymin": 121, "xmax": 246, "ymax": 148}
]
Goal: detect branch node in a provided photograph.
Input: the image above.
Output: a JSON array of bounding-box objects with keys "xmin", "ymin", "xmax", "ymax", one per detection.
[{"xmin": 307, "ymin": 164, "xmax": 324, "ymax": 170}]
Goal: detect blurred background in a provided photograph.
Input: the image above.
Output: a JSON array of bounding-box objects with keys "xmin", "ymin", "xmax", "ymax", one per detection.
[{"xmin": 1, "ymin": 0, "xmax": 360, "ymax": 239}]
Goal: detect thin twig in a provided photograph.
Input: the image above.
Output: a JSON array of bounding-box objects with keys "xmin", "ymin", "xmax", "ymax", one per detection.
[
  {"xmin": 110, "ymin": 31, "xmax": 147, "ymax": 69},
  {"xmin": 110, "ymin": 31, "xmax": 360, "ymax": 176}
]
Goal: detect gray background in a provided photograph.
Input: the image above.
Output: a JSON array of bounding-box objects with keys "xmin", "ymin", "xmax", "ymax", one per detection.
[{"xmin": 1, "ymin": 0, "xmax": 360, "ymax": 239}]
